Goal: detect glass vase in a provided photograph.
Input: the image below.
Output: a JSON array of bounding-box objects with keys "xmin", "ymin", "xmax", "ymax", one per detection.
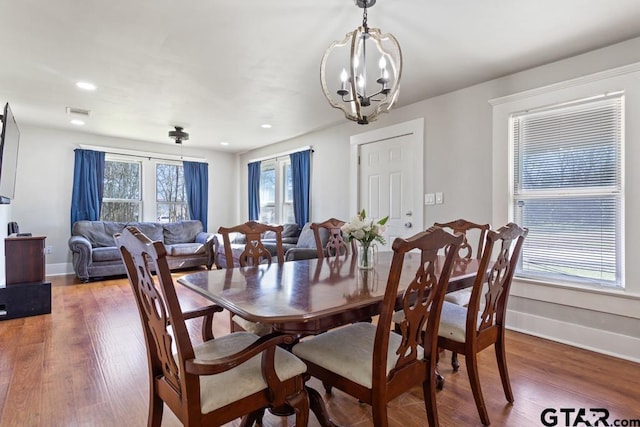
[{"xmin": 357, "ymin": 242, "xmax": 375, "ymax": 270}]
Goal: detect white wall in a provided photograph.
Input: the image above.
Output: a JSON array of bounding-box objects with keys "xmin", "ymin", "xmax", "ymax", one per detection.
[
  {"xmin": 9, "ymin": 125, "xmax": 237, "ymax": 276},
  {"xmin": 237, "ymin": 36, "xmax": 640, "ymax": 362}
]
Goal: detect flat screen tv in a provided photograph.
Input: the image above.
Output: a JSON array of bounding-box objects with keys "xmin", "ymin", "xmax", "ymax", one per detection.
[{"xmin": 0, "ymin": 102, "xmax": 20, "ymax": 204}]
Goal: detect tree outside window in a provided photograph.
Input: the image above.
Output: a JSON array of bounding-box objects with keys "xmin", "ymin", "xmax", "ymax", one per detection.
[
  {"xmin": 101, "ymin": 159, "xmax": 141, "ymax": 222},
  {"xmin": 156, "ymin": 162, "xmax": 189, "ymax": 222}
]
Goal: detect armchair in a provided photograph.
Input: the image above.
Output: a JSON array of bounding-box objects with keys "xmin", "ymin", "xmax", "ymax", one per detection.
[{"xmin": 115, "ymin": 226, "xmax": 309, "ymax": 426}]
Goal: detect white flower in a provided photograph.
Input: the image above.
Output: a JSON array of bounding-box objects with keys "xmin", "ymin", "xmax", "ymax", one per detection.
[
  {"xmin": 342, "ymin": 209, "xmax": 389, "ymax": 246},
  {"xmin": 352, "ymin": 229, "xmax": 365, "ymax": 240}
]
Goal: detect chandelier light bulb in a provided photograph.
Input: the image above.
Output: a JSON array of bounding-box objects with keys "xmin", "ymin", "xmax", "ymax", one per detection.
[{"xmin": 340, "ymin": 68, "xmax": 349, "ymax": 83}]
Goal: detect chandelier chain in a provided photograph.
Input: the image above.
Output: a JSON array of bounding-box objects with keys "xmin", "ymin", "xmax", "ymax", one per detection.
[{"xmin": 362, "ymin": 6, "xmax": 368, "ymax": 30}]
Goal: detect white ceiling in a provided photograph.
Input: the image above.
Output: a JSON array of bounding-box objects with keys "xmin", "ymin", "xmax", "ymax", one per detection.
[{"xmin": 2, "ymin": 0, "xmax": 640, "ymax": 153}]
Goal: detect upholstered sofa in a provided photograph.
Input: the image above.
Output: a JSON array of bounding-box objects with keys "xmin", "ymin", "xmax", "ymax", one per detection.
[{"xmin": 69, "ymin": 220, "xmax": 215, "ymax": 282}]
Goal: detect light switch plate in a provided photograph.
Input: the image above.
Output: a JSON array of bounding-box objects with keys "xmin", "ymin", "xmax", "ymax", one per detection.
[
  {"xmin": 425, "ymin": 193, "xmax": 435, "ymax": 205},
  {"xmin": 435, "ymin": 192, "xmax": 444, "ymax": 204}
]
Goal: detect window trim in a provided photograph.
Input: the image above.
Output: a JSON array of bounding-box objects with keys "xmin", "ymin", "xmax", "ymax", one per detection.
[{"xmin": 490, "ymin": 62, "xmax": 640, "ymax": 310}]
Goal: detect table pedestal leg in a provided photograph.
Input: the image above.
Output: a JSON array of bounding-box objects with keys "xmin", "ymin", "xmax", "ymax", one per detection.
[{"xmin": 307, "ymin": 385, "xmax": 340, "ymax": 427}]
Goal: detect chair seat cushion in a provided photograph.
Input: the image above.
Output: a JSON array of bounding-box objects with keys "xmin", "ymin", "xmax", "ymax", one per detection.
[
  {"xmin": 438, "ymin": 301, "xmax": 482, "ymax": 343},
  {"xmin": 231, "ymin": 315, "xmax": 273, "ymax": 336},
  {"xmin": 292, "ymin": 322, "xmax": 423, "ymax": 389},
  {"xmin": 444, "ymin": 288, "xmax": 472, "ymax": 306},
  {"xmin": 192, "ymin": 332, "xmax": 307, "ymax": 413}
]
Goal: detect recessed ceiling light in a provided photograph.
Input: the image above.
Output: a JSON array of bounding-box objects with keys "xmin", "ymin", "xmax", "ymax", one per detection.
[
  {"xmin": 76, "ymin": 81, "xmax": 97, "ymax": 91},
  {"xmin": 70, "ymin": 119, "xmax": 85, "ymax": 126},
  {"xmin": 220, "ymin": 141, "xmax": 229, "ymax": 146},
  {"xmin": 260, "ymin": 123, "xmax": 272, "ymax": 129}
]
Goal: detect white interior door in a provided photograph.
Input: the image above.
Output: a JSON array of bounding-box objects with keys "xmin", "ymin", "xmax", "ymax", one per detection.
[{"xmin": 350, "ymin": 118, "xmax": 424, "ymax": 252}]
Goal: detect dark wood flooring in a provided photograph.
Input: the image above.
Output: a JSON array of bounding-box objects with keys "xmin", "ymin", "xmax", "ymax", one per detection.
[{"xmin": 1, "ymin": 271, "xmax": 639, "ymax": 426}]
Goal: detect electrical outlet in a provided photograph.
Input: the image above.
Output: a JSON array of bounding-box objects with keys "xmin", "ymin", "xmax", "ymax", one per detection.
[
  {"xmin": 45, "ymin": 246, "xmax": 53, "ymax": 255},
  {"xmin": 435, "ymin": 192, "xmax": 444, "ymax": 204}
]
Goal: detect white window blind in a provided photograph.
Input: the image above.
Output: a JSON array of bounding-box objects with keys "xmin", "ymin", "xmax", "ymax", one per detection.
[{"xmin": 512, "ymin": 94, "xmax": 623, "ymax": 287}]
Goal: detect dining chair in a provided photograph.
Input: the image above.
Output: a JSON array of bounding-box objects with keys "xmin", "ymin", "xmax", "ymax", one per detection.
[
  {"xmin": 218, "ymin": 221, "xmax": 285, "ymax": 268},
  {"xmin": 115, "ymin": 226, "xmax": 309, "ymax": 427},
  {"xmin": 437, "ymin": 222, "xmax": 527, "ymax": 426},
  {"xmin": 311, "ymin": 217, "xmax": 356, "ymax": 260},
  {"xmin": 218, "ymin": 221, "xmax": 285, "ymax": 335},
  {"xmin": 292, "ymin": 227, "xmax": 463, "ymax": 427},
  {"xmin": 433, "ymin": 219, "xmax": 490, "ymax": 370}
]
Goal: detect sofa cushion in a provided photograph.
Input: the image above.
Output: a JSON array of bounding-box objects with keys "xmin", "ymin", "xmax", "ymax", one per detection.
[
  {"xmin": 283, "ymin": 223, "xmax": 301, "ymax": 238},
  {"xmin": 262, "ymin": 223, "xmax": 300, "ymax": 241},
  {"xmin": 163, "ymin": 220, "xmax": 203, "ymax": 245},
  {"xmin": 296, "ymin": 223, "xmax": 329, "ymax": 249},
  {"xmin": 134, "ymin": 222, "xmax": 164, "ymax": 242},
  {"xmin": 73, "ymin": 220, "xmax": 121, "ymax": 248},
  {"xmin": 92, "ymin": 246, "xmax": 122, "ymax": 262},
  {"xmin": 166, "ymin": 243, "xmax": 206, "ymax": 257}
]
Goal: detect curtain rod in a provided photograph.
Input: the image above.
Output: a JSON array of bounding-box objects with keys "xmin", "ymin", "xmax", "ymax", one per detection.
[
  {"xmin": 78, "ymin": 144, "xmax": 208, "ymax": 163},
  {"xmin": 248, "ymin": 145, "xmax": 313, "ymax": 164}
]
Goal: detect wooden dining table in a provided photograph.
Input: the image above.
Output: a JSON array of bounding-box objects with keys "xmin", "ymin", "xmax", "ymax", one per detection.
[
  {"xmin": 178, "ymin": 251, "xmax": 479, "ymax": 336},
  {"xmin": 177, "ymin": 252, "xmax": 480, "ymax": 427}
]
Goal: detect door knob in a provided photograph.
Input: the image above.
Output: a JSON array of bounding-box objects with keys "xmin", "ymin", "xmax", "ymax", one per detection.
[
  {"xmin": 404, "ymin": 222, "xmax": 412, "ymax": 228},
  {"xmin": 406, "ymin": 211, "xmax": 413, "ymax": 216}
]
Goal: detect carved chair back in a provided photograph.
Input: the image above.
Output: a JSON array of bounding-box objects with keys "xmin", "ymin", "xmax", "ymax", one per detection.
[
  {"xmin": 218, "ymin": 221, "xmax": 285, "ymax": 267},
  {"xmin": 115, "ymin": 226, "xmax": 199, "ymax": 417},
  {"xmin": 310, "ymin": 218, "xmax": 355, "ymax": 260},
  {"xmin": 434, "ymin": 219, "xmax": 490, "ymax": 261},
  {"xmin": 467, "ymin": 222, "xmax": 528, "ymax": 337},
  {"xmin": 379, "ymin": 227, "xmax": 463, "ymax": 379}
]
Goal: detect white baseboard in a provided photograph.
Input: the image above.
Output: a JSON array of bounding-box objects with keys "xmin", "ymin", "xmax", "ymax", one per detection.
[
  {"xmin": 44, "ymin": 262, "xmax": 74, "ymax": 276},
  {"xmin": 506, "ymin": 309, "xmax": 640, "ymax": 363}
]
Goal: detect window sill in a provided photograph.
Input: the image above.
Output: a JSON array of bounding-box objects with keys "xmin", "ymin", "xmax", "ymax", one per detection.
[{"xmin": 510, "ymin": 277, "xmax": 640, "ymax": 319}]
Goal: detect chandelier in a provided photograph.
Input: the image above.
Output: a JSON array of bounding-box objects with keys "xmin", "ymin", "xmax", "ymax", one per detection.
[{"xmin": 320, "ymin": 0, "xmax": 402, "ymax": 125}]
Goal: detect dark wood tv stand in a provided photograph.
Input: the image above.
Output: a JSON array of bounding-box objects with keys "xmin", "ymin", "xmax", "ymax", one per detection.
[{"xmin": 0, "ymin": 236, "xmax": 51, "ymax": 320}]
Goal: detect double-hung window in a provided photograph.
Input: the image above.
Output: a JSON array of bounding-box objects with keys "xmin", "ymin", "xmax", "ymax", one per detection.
[
  {"xmin": 259, "ymin": 158, "xmax": 294, "ymax": 224},
  {"xmin": 101, "ymin": 158, "xmax": 142, "ymax": 222},
  {"xmin": 100, "ymin": 155, "xmax": 189, "ymax": 223},
  {"xmin": 512, "ymin": 93, "xmax": 624, "ymax": 288}
]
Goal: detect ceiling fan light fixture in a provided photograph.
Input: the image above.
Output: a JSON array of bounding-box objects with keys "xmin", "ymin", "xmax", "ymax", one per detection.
[
  {"xmin": 320, "ymin": 0, "xmax": 402, "ymax": 124},
  {"xmin": 168, "ymin": 126, "xmax": 189, "ymax": 144}
]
